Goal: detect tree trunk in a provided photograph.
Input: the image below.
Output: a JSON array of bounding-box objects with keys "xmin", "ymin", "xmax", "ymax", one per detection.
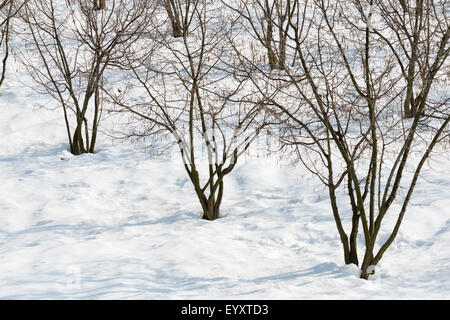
[
  {"xmin": 265, "ymin": 14, "xmax": 279, "ymax": 70},
  {"xmin": 201, "ymin": 181, "xmax": 224, "ymax": 221},
  {"xmin": 171, "ymin": 20, "xmax": 183, "ymax": 38},
  {"xmin": 165, "ymin": 2, "xmax": 184, "ymax": 38}
]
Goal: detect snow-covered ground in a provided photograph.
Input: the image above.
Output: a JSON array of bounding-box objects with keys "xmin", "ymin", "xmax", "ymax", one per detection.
[{"xmin": 1, "ymin": 65, "xmax": 449, "ymax": 299}]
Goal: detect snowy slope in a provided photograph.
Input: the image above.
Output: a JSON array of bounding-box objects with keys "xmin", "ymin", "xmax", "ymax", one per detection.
[{"xmin": 0, "ymin": 64, "xmax": 449, "ymax": 299}]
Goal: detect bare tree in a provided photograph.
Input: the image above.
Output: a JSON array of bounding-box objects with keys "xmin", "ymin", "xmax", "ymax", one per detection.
[
  {"xmin": 231, "ymin": 0, "xmax": 450, "ymax": 278},
  {"xmin": 16, "ymin": 0, "xmax": 152, "ymax": 155},
  {"xmin": 109, "ymin": 0, "xmax": 267, "ymax": 220},
  {"xmin": 0, "ymin": 0, "xmax": 29, "ymax": 87}
]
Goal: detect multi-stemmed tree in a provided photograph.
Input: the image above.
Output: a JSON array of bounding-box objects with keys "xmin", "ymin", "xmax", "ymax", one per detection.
[
  {"xmin": 230, "ymin": 0, "xmax": 450, "ymax": 278},
  {"xmin": 16, "ymin": 0, "xmax": 152, "ymax": 155},
  {"xmin": 374, "ymin": 0, "xmax": 450, "ymax": 118}
]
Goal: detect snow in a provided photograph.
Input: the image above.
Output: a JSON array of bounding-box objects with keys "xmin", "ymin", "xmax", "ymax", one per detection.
[
  {"xmin": 0, "ymin": 2, "xmax": 449, "ymax": 300},
  {"xmin": 0, "ymin": 70, "xmax": 449, "ymax": 299}
]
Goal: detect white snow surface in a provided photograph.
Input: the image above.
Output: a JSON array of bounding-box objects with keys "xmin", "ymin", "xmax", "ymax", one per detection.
[{"xmin": 1, "ymin": 62, "xmax": 450, "ymax": 300}]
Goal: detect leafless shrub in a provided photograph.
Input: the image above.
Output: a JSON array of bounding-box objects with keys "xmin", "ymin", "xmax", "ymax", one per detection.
[{"xmin": 108, "ymin": 0, "xmax": 268, "ymax": 220}]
